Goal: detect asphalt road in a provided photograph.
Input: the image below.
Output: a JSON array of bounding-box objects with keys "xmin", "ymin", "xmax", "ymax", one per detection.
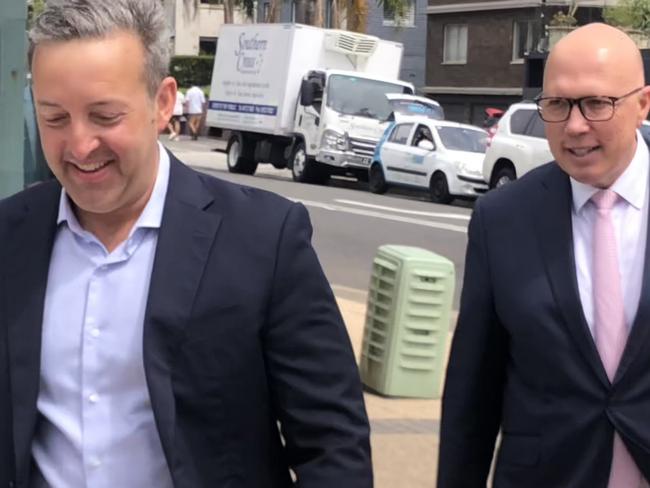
[{"xmin": 164, "ymin": 136, "xmax": 474, "ymax": 310}]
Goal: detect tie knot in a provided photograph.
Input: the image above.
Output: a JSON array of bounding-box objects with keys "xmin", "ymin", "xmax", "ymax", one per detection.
[{"xmin": 591, "ymin": 189, "xmax": 619, "ymax": 210}]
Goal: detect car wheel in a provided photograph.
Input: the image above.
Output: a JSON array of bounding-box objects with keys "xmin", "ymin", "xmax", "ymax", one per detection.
[
  {"xmin": 291, "ymin": 141, "xmax": 329, "ymax": 184},
  {"xmin": 368, "ymin": 163, "xmax": 388, "ymax": 194},
  {"xmin": 226, "ymin": 134, "xmax": 258, "ymax": 175},
  {"xmin": 429, "ymin": 171, "xmax": 453, "ymax": 204},
  {"xmin": 492, "ymin": 166, "xmax": 516, "ymax": 188}
]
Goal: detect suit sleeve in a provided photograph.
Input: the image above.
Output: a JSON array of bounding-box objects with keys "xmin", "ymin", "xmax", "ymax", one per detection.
[
  {"xmin": 437, "ymin": 200, "xmax": 508, "ymax": 487},
  {"xmin": 262, "ymin": 202, "xmax": 373, "ymax": 488}
]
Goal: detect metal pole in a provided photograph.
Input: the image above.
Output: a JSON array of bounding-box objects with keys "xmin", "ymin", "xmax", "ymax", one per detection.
[{"xmin": 0, "ymin": 0, "xmax": 27, "ymax": 197}]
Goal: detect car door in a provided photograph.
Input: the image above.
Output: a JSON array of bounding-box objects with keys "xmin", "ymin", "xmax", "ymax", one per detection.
[
  {"xmin": 401, "ymin": 123, "xmax": 435, "ymax": 188},
  {"xmin": 521, "ymin": 113, "xmax": 554, "ymax": 174},
  {"xmin": 380, "ymin": 122, "xmax": 414, "ymax": 184},
  {"xmin": 509, "ymin": 108, "xmax": 553, "ymax": 178}
]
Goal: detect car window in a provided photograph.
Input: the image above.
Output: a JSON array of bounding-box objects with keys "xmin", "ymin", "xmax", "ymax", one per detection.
[
  {"xmin": 412, "ymin": 124, "xmax": 435, "ymax": 148},
  {"xmin": 388, "ymin": 123, "xmax": 414, "ymax": 144},
  {"xmin": 436, "ymin": 126, "xmax": 487, "ymax": 153},
  {"xmin": 527, "ymin": 113, "xmax": 546, "ymax": 139},
  {"xmin": 510, "ymin": 108, "xmax": 536, "ymax": 135}
]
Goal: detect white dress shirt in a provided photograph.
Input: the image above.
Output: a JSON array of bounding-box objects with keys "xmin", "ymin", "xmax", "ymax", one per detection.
[
  {"xmin": 31, "ymin": 143, "xmax": 174, "ymax": 488},
  {"xmin": 571, "ymin": 132, "xmax": 649, "ymax": 337}
]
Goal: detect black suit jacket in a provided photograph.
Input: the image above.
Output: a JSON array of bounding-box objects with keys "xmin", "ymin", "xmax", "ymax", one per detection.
[
  {"xmin": 438, "ymin": 161, "xmax": 650, "ymax": 487},
  {"xmin": 0, "ymin": 153, "xmax": 372, "ymax": 488}
]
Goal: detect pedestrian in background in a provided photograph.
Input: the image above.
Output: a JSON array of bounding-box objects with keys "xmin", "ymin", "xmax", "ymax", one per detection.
[
  {"xmin": 438, "ymin": 23, "xmax": 650, "ymax": 487},
  {"xmin": 166, "ymin": 87, "xmax": 184, "ymax": 140},
  {"xmin": 0, "ymin": 1, "xmax": 373, "ymax": 487},
  {"xmin": 185, "ymin": 83, "xmax": 205, "ymax": 140}
]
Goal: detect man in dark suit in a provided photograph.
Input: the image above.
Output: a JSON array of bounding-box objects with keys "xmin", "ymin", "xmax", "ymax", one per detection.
[
  {"xmin": 0, "ymin": 1, "xmax": 372, "ymax": 486},
  {"xmin": 438, "ymin": 24, "xmax": 650, "ymax": 487}
]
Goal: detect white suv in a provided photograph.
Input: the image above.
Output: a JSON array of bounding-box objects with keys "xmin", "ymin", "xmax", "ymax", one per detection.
[{"xmin": 482, "ymin": 102, "xmax": 553, "ymax": 188}]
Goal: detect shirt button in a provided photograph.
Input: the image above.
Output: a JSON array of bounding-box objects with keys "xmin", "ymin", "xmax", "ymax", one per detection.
[
  {"xmin": 88, "ymin": 393, "xmax": 99, "ymax": 403},
  {"xmin": 90, "ymin": 328, "xmax": 100, "ymax": 338},
  {"xmin": 89, "ymin": 457, "xmax": 102, "ymax": 468}
]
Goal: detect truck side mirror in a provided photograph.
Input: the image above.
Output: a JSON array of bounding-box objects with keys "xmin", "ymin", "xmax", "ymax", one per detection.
[{"xmin": 300, "ymin": 79, "xmax": 315, "ymax": 106}]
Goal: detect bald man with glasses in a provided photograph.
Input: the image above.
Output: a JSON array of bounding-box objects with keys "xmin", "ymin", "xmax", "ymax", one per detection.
[{"xmin": 438, "ymin": 23, "xmax": 650, "ymax": 487}]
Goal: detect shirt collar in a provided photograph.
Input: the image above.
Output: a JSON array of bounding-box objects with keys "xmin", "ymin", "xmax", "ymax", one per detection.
[
  {"xmin": 57, "ymin": 142, "xmax": 171, "ymax": 235},
  {"xmin": 571, "ymin": 130, "xmax": 649, "ymax": 213}
]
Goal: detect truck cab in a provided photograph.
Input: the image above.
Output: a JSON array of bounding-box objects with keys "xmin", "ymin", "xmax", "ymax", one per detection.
[{"xmin": 293, "ymin": 69, "xmax": 414, "ymax": 183}]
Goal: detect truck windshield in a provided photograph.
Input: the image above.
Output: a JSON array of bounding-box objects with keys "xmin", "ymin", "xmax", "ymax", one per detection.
[{"xmin": 326, "ymin": 75, "xmax": 411, "ymax": 120}]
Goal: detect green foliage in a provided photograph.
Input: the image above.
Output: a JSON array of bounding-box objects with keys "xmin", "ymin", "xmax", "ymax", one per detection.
[
  {"xmin": 375, "ymin": 0, "xmax": 410, "ymax": 25},
  {"xmin": 169, "ymin": 55, "xmax": 214, "ymax": 89},
  {"xmin": 604, "ymin": 0, "xmax": 650, "ymax": 32},
  {"xmin": 27, "ymin": 0, "xmax": 47, "ymax": 28},
  {"xmin": 549, "ymin": 10, "xmax": 577, "ymax": 27}
]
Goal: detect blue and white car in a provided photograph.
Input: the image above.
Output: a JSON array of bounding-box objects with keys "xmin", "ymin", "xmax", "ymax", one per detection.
[{"xmin": 370, "ymin": 116, "xmax": 489, "ymax": 204}]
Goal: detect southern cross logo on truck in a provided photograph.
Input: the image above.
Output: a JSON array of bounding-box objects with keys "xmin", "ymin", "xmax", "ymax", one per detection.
[{"xmin": 235, "ymin": 33, "xmax": 267, "ymax": 74}]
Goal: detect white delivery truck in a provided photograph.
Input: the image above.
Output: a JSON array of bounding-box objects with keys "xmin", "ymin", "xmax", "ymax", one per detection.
[{"xmin": 206, "ymin": 23, "xmax": 415, "ymax": 184}]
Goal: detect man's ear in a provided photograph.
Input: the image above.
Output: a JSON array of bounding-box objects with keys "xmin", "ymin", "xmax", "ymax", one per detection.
[
  {"xmin": 637, "ymin": 85, "xmax": 650, "ymax": 125},
  {"xmin": 155, "ymin": 76, "xmax": 177, "ymax": 133}
]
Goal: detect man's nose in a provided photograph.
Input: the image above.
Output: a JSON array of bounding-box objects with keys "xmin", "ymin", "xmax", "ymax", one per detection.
[
  {"xmin": 66, "ymin": 121, "xmax": 101, "ymax": 162},
  {"xmin": 564, "ymin": 103, "xmax": 591, "ymax": 135}
]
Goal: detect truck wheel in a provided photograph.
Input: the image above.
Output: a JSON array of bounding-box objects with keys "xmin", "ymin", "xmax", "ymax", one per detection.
[
  {"xmin": 368, "ymin": 163, "xmax": 388, "ymax": 194},
  {"xmin": 226, "ymin": 134, "xmax": 258, "ymax": 175},
  {"xmin": 291, "ymin": 141, "xmax": 329, "ymax": 184},
  {"xmin": 429, "ymin": 171, "xmax": 453, "ymax": 204}
]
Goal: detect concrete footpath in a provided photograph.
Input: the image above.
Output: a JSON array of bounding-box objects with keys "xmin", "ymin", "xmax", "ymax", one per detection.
[
  {"xmin": 337, "ymin": 296, "xmax": 446, "ymax": 488},
  {"xmin": 169, "ymin": 136, "xmax": 449, "ymax": 486}
]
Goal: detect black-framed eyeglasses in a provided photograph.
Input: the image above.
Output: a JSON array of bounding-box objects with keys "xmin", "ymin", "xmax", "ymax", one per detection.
[{"xmin": 534, "ymin": 87, "xmax": 644, "ymax": 122}]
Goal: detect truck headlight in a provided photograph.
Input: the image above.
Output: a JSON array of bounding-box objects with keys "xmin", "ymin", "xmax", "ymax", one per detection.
[{"xmin": 322, "ymin": 130, "xmax": 348, "ymax": 151}]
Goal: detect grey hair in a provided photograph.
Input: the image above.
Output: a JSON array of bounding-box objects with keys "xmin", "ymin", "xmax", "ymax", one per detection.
[{"xmin": 29, "ymin": 0, "xmax": 171, "ymax": 97}]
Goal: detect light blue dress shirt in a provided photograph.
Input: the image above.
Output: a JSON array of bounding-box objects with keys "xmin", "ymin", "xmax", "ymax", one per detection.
[{"xmin": 31, "ymin": 144, "xmax": 175, "ymax": 488}]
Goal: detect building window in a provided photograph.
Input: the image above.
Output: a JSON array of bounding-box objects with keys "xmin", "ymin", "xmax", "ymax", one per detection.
[
  {"xmin": 200, "ymin": 0, "xmax": 223, "ymax": 4},
  {"xmin": 443, "ymin": 24, "xmax": 468, "ymax": 64},
  {"xmin": 383, "ymin": 0, "xmax": 415, "ymax": 27},
  {"xmin": 263, "ymin": 2, "xmax": 270, "ymax": 21},
  {"xmin": 512, "ymin": 20, "xmax": 538, "ymax": 61},
  {"xmin": 199, "ymin": 37, "xmax": 218, "ymax": 56}
]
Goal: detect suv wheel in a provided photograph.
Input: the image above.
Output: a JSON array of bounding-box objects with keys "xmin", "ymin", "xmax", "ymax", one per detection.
[{"xmin": 492, "ymin": 166, "xmax": 516, "ymax": 188}]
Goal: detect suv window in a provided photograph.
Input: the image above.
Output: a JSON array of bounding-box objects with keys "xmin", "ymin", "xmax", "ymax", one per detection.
[
  {"xmin": 527, "ymin": 113, "xmax": 546, "ymax": 139},
  {"xmin": 510, "ymin": 108, "xmax": 537, "ymax": 135},
  {"xmin": 389, "ymin": 123, "xmax": 413, "ymax": 144}
]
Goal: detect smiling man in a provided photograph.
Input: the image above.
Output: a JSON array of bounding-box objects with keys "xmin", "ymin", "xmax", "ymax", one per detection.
[
  {"xmin": 0, "ymin": 1, "xmax": 372, "ymax": 487},
  {"xmin": 438, "ymin": 24, "xmax": 650, "ymax": 487}
]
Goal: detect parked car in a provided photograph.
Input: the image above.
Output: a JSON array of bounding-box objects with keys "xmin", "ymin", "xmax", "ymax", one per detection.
[
  {"xmin": 482, "ymin": 101, "xmax": 553, "ymax": 189},
  {"xmin": 483, "ymin": 102, "xmax": 650, "ymax": 190},
  {"xmin": 369, "ymin": 116, "xmax": 489, "ymax": 203}
]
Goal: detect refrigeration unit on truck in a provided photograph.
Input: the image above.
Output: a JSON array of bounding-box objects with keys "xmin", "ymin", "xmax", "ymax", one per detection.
[{"xmin": 206, "ymin": 23, "xmax": 415, "ymax": 184}]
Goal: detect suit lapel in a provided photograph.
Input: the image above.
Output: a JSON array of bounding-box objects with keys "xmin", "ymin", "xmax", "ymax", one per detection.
[
  {"xmin": 3, "ymin": 182, "xmax": 60, "ymax": 480},
  {"xmin": 534, "ymin": 165, "xmax": 610, "ymax": 388},
  {"xmin": 142, "ymin": 155, "xmax": 221, "ymax": 473}
]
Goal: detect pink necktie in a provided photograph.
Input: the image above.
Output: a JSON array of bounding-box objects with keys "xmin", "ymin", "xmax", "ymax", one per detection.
[{"xmin": 592, "ymin": 189, "xmax": 642, "ymax": 487}]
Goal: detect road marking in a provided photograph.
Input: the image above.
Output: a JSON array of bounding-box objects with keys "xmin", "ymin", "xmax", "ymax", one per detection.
[
  {"xmin": 334, "ymin": 199, "xmax": 472, "ymax": 220},
  {"xmin": 293, "ymin": 198, "xmax": 469, "ymax": 234}
]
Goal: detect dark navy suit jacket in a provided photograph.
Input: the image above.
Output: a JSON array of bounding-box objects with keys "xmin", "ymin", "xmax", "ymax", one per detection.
[
  {"xmin": 438, "ymin": 157, "xmax": 650, "ymax": 487},
  {"xmin": 0, "ymin": 153, "xmax": 372, "ymax": 488}
]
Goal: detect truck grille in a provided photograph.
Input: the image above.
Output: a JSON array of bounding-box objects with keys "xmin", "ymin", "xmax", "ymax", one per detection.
[{"xmin": 349, "ymin": 137, "xmax": 377, "ymax": 158}]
